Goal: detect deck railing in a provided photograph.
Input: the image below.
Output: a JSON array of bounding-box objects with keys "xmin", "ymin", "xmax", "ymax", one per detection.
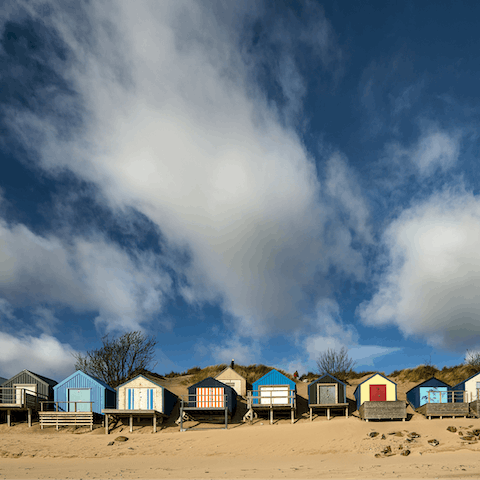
[
  {"xmin": 40, "ymin": 401, "xmax": 94, "ymax": 412},
  {"xmin": 0, "ymin": 387, "xmax": 47, "ymax": 408},
  {"xmin": 426, "ymin": 390, "xmax": 467, "ymax": 403},
  {"xmin": 247, "ymin": 389, "xmax": 296, "ymax": 408}
]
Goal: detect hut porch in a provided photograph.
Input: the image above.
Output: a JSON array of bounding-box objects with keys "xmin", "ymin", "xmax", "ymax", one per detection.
[
  {"xmin": 308, "ymin": 403, "xmax": 348, "ymax": 421},
  {"xmin": 416, "ymin": 402, "xmax": 469, "ymax": 419},
  {"xmin": 178, "ymin": 394, "xmax": 230, "ymax": 431},
  {"xmin": 102, "ymin": 409, "xmax": 166, "ymax": 434},
  {"xmin": 0, "ymin": 387, "xmax": 47, "ymax": 427},
  {"xmin": 359, "ymin": 401, "xmax": 407, "ymax": 421},
  {"xmin": 243, "ymin": 390, "xmax": 296, "ymax": 424},
  {"xmin": 39, "ymin": 400, "xmax": 95, "ymax": 430}
]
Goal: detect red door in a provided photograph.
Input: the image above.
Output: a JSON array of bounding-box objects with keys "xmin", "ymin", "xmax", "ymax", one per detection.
[{"xmin": 370, "ymin": 384, "xmax": 386, "ymax": 401}]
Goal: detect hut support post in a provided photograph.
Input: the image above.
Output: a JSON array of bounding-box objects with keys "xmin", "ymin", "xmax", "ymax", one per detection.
[
  {"xmin": 129, "ymin": 414, "xmax": 133, "ymax": 433},
  {"xmin": 310, "ymin": 407, "xmax": 312, "ymax": 422},
  {"xmin": 291, "ymin": 407, "xmax": 294, "ymax": 424},
  {"xmin": 153, "ymin": 414, "xmax": 156, "ymax": 433},
  {"xmin": 180, "ymin": 401, "xmax": 184, "ymax": 432},
  {"xmin": 105, "ymin": 414, "xmax": 109, "ymax": 435},
  {"xmin": 7, "ymin": 409, "xmax": 10, "ymax": 427},
  {"xmin": 345, "ymin": 406, "xmax": 348, "ymax": 418},
  {"xmin": 327, "ymin": 408, "xmax": 330, "ymax": 421},
  {"xmin": 270, "ymin": 407, "xmax": 273, "ymax": 425},
  {"xmin": 28, "ymin": 409, "xmax": 31, "ymax": 427}
]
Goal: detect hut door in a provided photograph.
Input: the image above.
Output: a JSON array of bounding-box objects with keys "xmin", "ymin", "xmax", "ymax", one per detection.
[
  {"xmin": 197, "ymin": 388, "xmax": 224, "ymax": 408},
  {"xmin": 14, "ymin": 384, "xmax": 37, "ymax": 405},
  {"xmin": 259, "ymin": 386, "xmax": 290, "ymax": 405},
  {"xmin": 68, "ymin": 389, "xmax": 91, "ymax": 412},
  {"xmin": 127, "ymin": 388, "xmax": 154, "ymax": 410},
  {"xmin": 369, "ymin": 385, "xmax": 386, "ymax": 401},
  {"xmin": 318, "ymin": 384, "xmax": 337, "ymax": 404}
]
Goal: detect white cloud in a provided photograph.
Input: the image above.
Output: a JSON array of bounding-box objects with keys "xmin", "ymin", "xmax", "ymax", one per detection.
[
  {"xmin": 0, "ymin": 331, "xmax": 76, "ymax": 380},
  {"xmin": 412, "ymin": 128, "xmax": 461, "ymax": 176},
  {"xmin": 2, "ymin": 1, "xmax": 368, "ymax": 338},
  {"xmin": 0, "ymin": 219, "xmax": 172, "ymax": 331},
  {"xmin": 209, "ymin": 337, "xmax": 258, "ymax": 366},
  {"xmin": 348, "ymin": 345, "xmax": 401, "ymax": 368},
  {"xmin": 358, "ymin": 187, "xmax": 480, "ymax": 350}
]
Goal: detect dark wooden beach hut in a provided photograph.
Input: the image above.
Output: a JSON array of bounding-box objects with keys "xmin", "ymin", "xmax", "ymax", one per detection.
[
  {"xmin": 308, "ymin": 373, "xmax": 348, "ymax": 420},
  {"xmin": 406, "ymin": 377, "xmax": 468, "ymax": 419},
  {"xmin": 178, "ymin": 377, "xmax": 237, "ymax": 431},
  {"xmin": 0, "ymin": 369, "xmax": 57, "ymax": 427}
]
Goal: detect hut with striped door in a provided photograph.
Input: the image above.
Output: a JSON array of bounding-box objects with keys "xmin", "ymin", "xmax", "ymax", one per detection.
[
  {"xmin": 308, "ymin": 373, "xmax": 348, "ymax": 421},
  {"xmin": 215, "ymin": 366, "xmax": 247, "ymax": 397},
  {"xmin": 354, "ymin": 373, "xmax": 406, "ymax": 421},
  {"xmin": 0, "ymin": 370, "xmax": 57, "ymax": 427},
  {"xmin": 244, "ymin": 369, "xmax": 296, "ymax": 424},
  {"xmin": 38, "ymin": 371, "xmax": 116, "ymax": 430},
  {"xmin": 178, "ymin": 377, "xmax": 237, "ymax": 431},
  {"xmin": 407, "ymin": 377, "xmax": 467, "ymax": 419},
  {"xmin": 452, "ymin": 371, "xmax": 480, "ymax": 416},
  {"xmin": 102, "ymin": 374, "xmax": 177, "ymax": 434}
]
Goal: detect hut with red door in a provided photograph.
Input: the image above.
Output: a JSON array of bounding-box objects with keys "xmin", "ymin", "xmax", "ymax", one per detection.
[{"xmin": 354, "ymin": 373, "xmax": 406, "ymax": 421}]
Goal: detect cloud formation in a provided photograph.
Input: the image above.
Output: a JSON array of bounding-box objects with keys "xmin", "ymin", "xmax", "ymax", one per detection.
[
  {"xmin": 0, "ymin": 219, "xmax": 172, "ymax": 331},
  {"xmin": 358, "ymin": 187, "xmax": 480, "ymax": 350},
  {"xmin": 2, "ymin": 1, "xmax": 369, "ymax": 338}
]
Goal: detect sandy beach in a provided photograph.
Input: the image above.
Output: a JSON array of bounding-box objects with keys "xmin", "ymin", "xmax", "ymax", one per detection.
[{"xmin": 1, "ymin": 416, "xmax": 480, "ymax": 479}]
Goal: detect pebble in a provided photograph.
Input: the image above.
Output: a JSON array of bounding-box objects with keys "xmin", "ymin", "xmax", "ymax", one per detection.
[
  {"xmin": 107, "ymin": 442, "xmax": 114, "ymax": 446},
  {"xmin": 428, "ymin": 439, "xmax": 439, "ymax": 447},
  {"xmin": 446, "ymin": 426, "xmax": 457, "ymax": 433},
  {"xmin": 368, "ymin": 432, "xmax": 379, "ymax": 438},
  {"xmin": 401, "ymin": 450, "xmax": 410, "ymax": 456},
  {"xmin": 115, "ymin": 436, "xmax": 128, "ymax": 442}
]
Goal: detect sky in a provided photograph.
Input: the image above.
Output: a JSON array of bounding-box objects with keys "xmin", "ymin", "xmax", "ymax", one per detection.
[{"xmin": 1, "ymin": 0, "xmax": 480, "ymax": 382}]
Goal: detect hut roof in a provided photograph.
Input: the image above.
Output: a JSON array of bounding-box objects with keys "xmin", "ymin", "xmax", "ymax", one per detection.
[
  {"xmin": 452, "ymin": 370, "xmax": 480, "ymax": 389},
  {"xmin": 7, "ymin": 369, "xmax": 58, "ymax": 388},
  {"xmin": 215, "ymin": 366, "xmax": 246, "ymax": 381},
  {"xmin": 252, "ymin": 369, "xmax": 296, "ymax": 389},
  {"xmin": 405, "ymin": 376, "xmax": 450, "ymax": 394},
  {"xmin": 308, "ymin": 373, "xmax": 346, "ymax": 386},
  {"xmin": 116, "ymin": 374, "xmax": 165, "ymax": 389},
  {"xmin": 353, "ymin": 373, "xmax": 396, "ymax": 395},
  {"xmin": 190, "ymin": 376, "xmax": 232, "ymax": 389},
  {"xmin": 54, "ymin": 370, "xmax": 115, "ymax": 392}
]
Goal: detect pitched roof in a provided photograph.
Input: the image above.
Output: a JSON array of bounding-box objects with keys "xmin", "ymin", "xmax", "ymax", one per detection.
[
  {"xmin": 353, "ymin": 372, "xmax": 396, "ymax": 394},
  {"xmin": 116, "ymin": 374, "xmax": 165, "ymax": 389},
  {"xmin": 308, "ymin": 373, "xmax": 346, "ymax": 386},
  {"xmin": 405, "ymin": 376, "xmax": 450, "ymax": 394},
  {"xmin": 215, "ymin": 366, "xmax": 246, "ymax": 381},
  {"xmin": 452, "ymin": 370, "xmax": 480, "ymax": 389},
  {"xmin": 54, "ymin": 370, "xmax": 115, "ymax": 392}
]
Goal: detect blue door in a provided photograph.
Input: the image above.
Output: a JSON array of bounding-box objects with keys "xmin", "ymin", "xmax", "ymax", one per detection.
[
  {"xmin": 68, "ymin": 389, "xmax": 91, "ymax": 412},
  {"xmin": 420, "ymin": 386, "xmax": 447, "ymax": 405}
]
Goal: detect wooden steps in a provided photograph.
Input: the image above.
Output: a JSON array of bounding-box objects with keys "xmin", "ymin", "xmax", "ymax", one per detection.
[{"xmin": 38, "ymin": 411, "xmax": 94, "ymax": 430}]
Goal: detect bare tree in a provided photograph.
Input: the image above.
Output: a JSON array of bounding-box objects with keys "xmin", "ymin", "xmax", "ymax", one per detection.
[
  {"xmin": 465, "ymin": 350, "xmax": 480, "ymax": 369},
  {"xmin": 74, "ymin": 331, "xmax": 157, "ymax": 388},
  {"xmin": 316, "ymin": 347, "xmax": 355, "ymax": 382}
]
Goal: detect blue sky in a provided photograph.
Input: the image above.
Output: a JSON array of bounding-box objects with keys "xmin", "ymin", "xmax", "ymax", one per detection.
[{"xmin": 1, "ymin": 0, "xmax": 479, "ymax": 381}]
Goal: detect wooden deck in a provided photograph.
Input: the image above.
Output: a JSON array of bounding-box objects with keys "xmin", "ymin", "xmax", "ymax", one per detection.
[
  {"xmin": 469, "ymin": 400, "xmax": 480, "ymax": 417},
  {"xmin": 102, "ymin": 409, "xmax": 166, "ymax": 434},
  {"xmin": 416, "ymin": 402, "xmax": 469, "ymax": 419},
  {"xmin": 243, "ymin": 390, "xmax": 296, "ymax": 424},
  {"xmin": 0, "ymin": 388, "xmax": 47, "ymax": 427},
  {"xmin": 38, "ymin": 411, "xmax": 94, "ymax": 430},
  {"xmin": 359, "ymin": 401, "xmax": 407, "ymax": 421},
  {"xmin": 308, "ymin": 403, "xmax": 348, "ymax": 421}
]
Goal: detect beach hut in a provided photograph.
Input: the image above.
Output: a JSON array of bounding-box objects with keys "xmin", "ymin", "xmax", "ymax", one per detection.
[
  {"xmin": 452, "ymin": 371, "xmax": 480, "ymax": 405},
  {"xmin": 178, "ymin": 377, "xmax": 237, "ymax": 430},
  {"xmin": 407, "ymin": 376, "xmax": 468, "ymax": 419},
  {"xmin": 39, "ymin": 371, "xmax": 116, "ymax": 430},
  {"xmin": 215, "ymin": 366, "xmax": 247, "ymax": 397},
  {"xmin": 354, "ymin": 373, "xmax": 406, "ymax": 421},
  {"xmin": 102, "ymin": 374, "xmax": 177, "ymax": 434},
  {"xmin": 308, "ymin": 373, "xmax": 348, "ymax": 420},
  {"xmin": 244, "ymin": 369, "xmax": 296, "ymax": 424},
  {"xmin": 0, "ymin": 369, "xmax": 57, "ymax": 427},
  {"xmin": 406, "ymin": 377, "xmax": 451, "ymax": 410}
]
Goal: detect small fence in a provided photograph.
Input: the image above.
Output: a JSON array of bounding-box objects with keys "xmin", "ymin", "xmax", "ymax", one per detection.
[
  {"xmin": 178, "ymin": 394, "xmax": 229, "ymax": 431},
  {"xmin": 38, "ymin": 401, "xmax": 95, "ymax": 430},
  {"xmin": 424, "ymin": 391, "xmax": 467, "ymax": 403},
  {"xmin": 246, "ymin": 389, "xmax": 296, "ymax": 408},
  {"xmin": 0, "ymin": 387, "xmax": 47, "ymax": 409}
]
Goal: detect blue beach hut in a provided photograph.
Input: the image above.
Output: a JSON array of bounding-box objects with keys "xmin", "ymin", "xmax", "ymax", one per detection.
[
  {"xmin": 406, "ymin": 377, "xmax": 450, "ymax": 409},
  {"xmin": 251, "ymin": 369, "xmax": 296, "ymax": 406},
  {"xmin": 54, "ymin": 370, "xmax": 116, "ymax": 414}
]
